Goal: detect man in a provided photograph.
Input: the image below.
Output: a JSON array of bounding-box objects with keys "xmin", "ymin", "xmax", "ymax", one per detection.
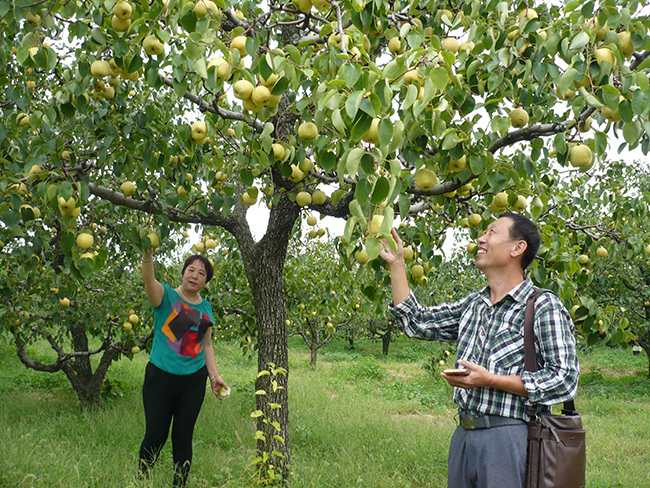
[{"xmin": 379, "ymin": 213, "xmax": 579, "ymax": 488}]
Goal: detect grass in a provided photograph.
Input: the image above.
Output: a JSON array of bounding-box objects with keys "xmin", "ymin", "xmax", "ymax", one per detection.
[{"xmin": 0, "ymin": 337, "xmax": 649, "ymax": 487}]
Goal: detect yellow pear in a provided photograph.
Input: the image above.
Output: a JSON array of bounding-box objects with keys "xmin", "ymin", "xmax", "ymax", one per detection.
[
  {"xmin": 361, "ymin": 118, "xmax": 380, "ymax": 145},
  {"xmin": 120, "ymin": 181, "xmax": 136, "ymax": 196},
  {"xmin": 449, "ymin": 155, "xmax": 466, "ymax": 172},
  {"xmin": 272, "ymin": 143, "xmax": 285, "ymax": 161},
  {"xmin": 289, "ymin": 165, "xmax": 305, "ymax": 183},
  {"xmin": 312, "ymin": 190, "xmax": 326, "ymax": 205},
  {"xmin": 111, "ymin": 15, "xmax": 131, "ymax": 32},
  {"xmin": 231, "ymin": 36, "xmax": 248, "ymax": 56},
  {"xmin": 208, "ymin": 57, "xmax": 231, "ymax": 79},
  {"xmin": 510, "ymin": 108, "xmax": 529, "ymax": 128},
  {"xmin": 296, "ymin": 191, "xmax": 312, "ymax": 206},
  {"xmin": 76, "ymin": 233, "xmax": 94, "ymax": 249},
  {"xmin": 493, "ymin": 192, "xmax": 509, "ymax": 208},
  {"xmin": 568, "ymin": 144, "xmax": 592, "ymax": 168},
  {"xmin": 233, "ymin": 80, "xmax": 254, "ymax": 100},
  {"xmin": 298, "ymin": 121, "xmax": 318, "ymax": 140},
  {"xmin": 414, "ymin": 168, "xmax": 437, "ymax": 191},
  {"xmin": 618, "ymin": 31, "xmax": 634, "ymax": 58},
  {"xmin": 441, "ymin": 37, "xmax": 459, "ymax": 53},
  {"xmin": 90, "ymin": 60, "xmax": 110, "ymax": 78},
  {"xmin": 388, "ymin": 36, "xmax": 404, "ymax": 55},
  {"xmin": 191, "ymin": 120, "xmax": 207, "ymax": 141},
  {"xmin": 113, "ymin": 1, "xmax": 133, "ymax": 20},
  {"xmin": 251, "ymin": 85, "xmax": 271, "ymax": 106}
]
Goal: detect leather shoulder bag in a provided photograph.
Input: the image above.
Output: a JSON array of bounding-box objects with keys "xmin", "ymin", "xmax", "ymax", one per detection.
[{"xmin": 524, "ymin": 288, "xmax": 586, "ymax": 488}]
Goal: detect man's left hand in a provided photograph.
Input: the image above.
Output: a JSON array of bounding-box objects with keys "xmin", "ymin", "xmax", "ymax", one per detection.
[{"xmin": 440, "ymin": 360, "xmax": 494, "ymax": 389}]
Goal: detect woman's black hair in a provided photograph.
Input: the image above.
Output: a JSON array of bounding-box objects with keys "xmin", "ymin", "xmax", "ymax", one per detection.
[{"xmin": 181, "ymin": 254, "xmax": 214, "ymax": 282}]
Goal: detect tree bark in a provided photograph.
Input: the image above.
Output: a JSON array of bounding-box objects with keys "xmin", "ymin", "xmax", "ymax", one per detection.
[
  {"xmin": 230, "ymin": 193, "xmax": 299, "ymax": 481},
  {"xmin": 636, "ymin": 329, "xmax": 650, "ymax": 379}
]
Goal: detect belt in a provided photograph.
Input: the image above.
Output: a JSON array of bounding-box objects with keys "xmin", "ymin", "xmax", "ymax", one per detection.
[{"xmin": 459, "ymin": 415, "xmax": 526, "ymax": 430}]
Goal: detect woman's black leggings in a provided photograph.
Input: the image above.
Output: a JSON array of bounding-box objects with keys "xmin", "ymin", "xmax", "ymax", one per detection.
[{"xmin": 139, "ymin": 362, "xmax": 207, "ymax": 487}]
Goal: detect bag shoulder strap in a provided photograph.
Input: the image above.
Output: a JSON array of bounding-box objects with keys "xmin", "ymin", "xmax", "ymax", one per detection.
[{"xmin": 524, "ymin": 288, "xmax": 577, "ymax": 414}]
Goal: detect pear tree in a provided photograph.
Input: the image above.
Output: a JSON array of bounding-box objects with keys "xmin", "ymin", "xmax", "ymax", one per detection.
[{"xmin": 3, "ymin": 0, "xmax": 650, "ymax": 481}]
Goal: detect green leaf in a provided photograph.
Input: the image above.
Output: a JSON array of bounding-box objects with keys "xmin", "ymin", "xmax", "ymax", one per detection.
[
  {"xmin": 370, "ymin": 177, "xmax": 390, "ymax": 204},
  {"xmin": 346, "ymin": 147, "xmax": 366, "ymax": 177},
  {"xmin": 559, "ymin": 67, "xmax": 578, "ymax": 97},
  {"xmin": 378, "ymin": 206, "xmax": 394, "ymax": 236},
  {"xmin": 271, "ymin": 76, "xmax": 289, "ymax": 95},
  {"xmin": 348, "ymin": 199, "xmax": 365, "ymax": 220},
  {"xmin": 487, "ymin": 171, "xmax": 507, "ymax": 193},
  {"xmin": 350, "ymin": 112, "xmax": 372, "ymax": 141},
  {"xmin": 344, "ymin": 63, "xmax": 362, "ymax": 87},
  {"xmin": 193, "ymin": 57, "xmax": 207, "ymax": 79},
  {"xmin": 623, "ymin": 122, "xmax": 641, "ymax": 146},
  {"xmin": 355, "ymin": 178, "xmax": 372, "ymax": 205},
  {"xmin": 331, "ymin": 109, "xmax": 347, "ymax": 136},
  {"xmin": 403, "ymin": 84, "xmax": 418, "ymax": 110},
  {"xmin": 430, "ymin": 66, "xmax": 449, "ymax": 91},
  {"xmin": 259, "ymin": 55, "xmax": 272, "ymax": 82},
  {"xmin": 365, "ymin": 237, "xmax": 384, "ymax": 261},
  {"xmin": 390, "ymin": 120, "xmax": 404, "ymax": 153},
  {"xmin": 568, "ymin": 31, "xmax": 590, "ymax": 52},
  {"xmin": 601, "ymin": 84, "xmax": 621, "ymax": 109},
  {"xmin": 60, "ymin": 232, "xmax": 75, "ymax": 255},
  {"xmin": 1, "ymin": 209, "xmax": 20, "ymax": 228},
  {"xmin": 378, "ymin": 119, "xmax": 393, "ymax": 147},
  {"xmin": 240, "ymin": 169, "xmax": 254, "ymax": 186},
  {"xmin": 382, "ymin": 60, "xmax": 400, "ymax": 80},
  {"xmin": 346, "ymin": 91, "xmax": 364, "ymax": 119}
]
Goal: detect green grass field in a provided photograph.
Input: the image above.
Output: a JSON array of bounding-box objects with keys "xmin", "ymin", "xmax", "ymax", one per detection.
[{"xmin": 1, "ymin": 337, "xmax": 648, "ymax": 487}]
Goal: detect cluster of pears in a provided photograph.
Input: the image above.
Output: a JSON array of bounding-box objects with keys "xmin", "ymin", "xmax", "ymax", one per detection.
[
  {"xmin": 194, "ymin": 0, "xmax": 221, "ymax": 18},
  {"xmin": 111, "ymin": 1, "xmax": 133, "ymax": 32},
  {"xmin": 194, "ymin": 235, "xmax": 218, "ymax": 254},
  {"xmin": 14, "ymin": 171, "xmax": 41, "ymax": 219},
  {"xmin": 191, "ymin": 120, "xmax": 210, "ymax": 145},
  {"xmin": 76, "ymin": 230, "xmax": 98, "ymax": 261},
  {"xmin": 292, "ymin": 0, "xmax": 331, "ymax": 13},
  {"xmin": 233, "ymin": 72, "xmax": 282, "ymax": 113},
  {"xmin": 306, "ymin": 215, "xmax": 327, "ymax": 238},
  {"xmin": 143, "ymin": 35, "xmax": 165, "ymax": 56},
  {"xmin": 89, "ymin": 57, "xmax": 139, "ymax": 100},
  {"xmin": 488, "ymin": 192, "xmax": 527, "ymax": 213},
  {"xmin": 58, "ymin": 195, "xmax": 81, "ymax": 218}
]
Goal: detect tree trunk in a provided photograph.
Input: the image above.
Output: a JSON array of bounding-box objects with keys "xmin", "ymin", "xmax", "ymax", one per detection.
[
  {"xmin": 13, "ymin": 321, "xmax": 142, "ymax": 410},
  {"xmin": 63, "ymin": 322, "xmax": 102, "ymax": 407},
  {"xmin": 381, "ymin": 329, "xmax": 391, "ymax": 355},
  {"xmin": 636, "ymin": 329, "xmax": 650, "ymax": 379},
  {"xmin": 234, "ymin": 194, "xmax": 299, "ymax": 483},
  {"xmin": 310, "ymin": 345, "xmax": 318, "ymax": 367}
]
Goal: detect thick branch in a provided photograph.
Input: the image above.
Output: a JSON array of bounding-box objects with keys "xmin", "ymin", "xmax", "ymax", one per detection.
[
  {"xmin": 487, "ymin": 122, "xmax": 569, "ymax": 154},
  {"xmin": 87, "ymin": 183, "xmax": 241, "ymax": 231},
  {"xmin": 157, "ymin": 72, "xmax": 265, "ymax": 133}
]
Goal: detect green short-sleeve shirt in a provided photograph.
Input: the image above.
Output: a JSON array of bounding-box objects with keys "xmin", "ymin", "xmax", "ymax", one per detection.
[{"xmin": 149, "ymin": 283, "xmax": 214, "ymax": 375}]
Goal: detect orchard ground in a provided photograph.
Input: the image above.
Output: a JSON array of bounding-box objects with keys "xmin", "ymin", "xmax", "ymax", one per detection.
[{"xmin": 1, "ymin": 336, "xmax": 649, "ymax": 487}]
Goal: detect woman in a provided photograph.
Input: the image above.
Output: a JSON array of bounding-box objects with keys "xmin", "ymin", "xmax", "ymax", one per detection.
[{"xmin": 139, "ymin": 249, "xmax": 228, "ymax": 487}]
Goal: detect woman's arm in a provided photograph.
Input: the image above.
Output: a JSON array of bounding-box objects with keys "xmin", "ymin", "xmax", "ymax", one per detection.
[
  {"xmin": 142, "ymin": 249, "xmax": 164, "ymax": 308},
  {"xmin": 204, "ymin": 327, "xmax": 228, "ymax": 398}
]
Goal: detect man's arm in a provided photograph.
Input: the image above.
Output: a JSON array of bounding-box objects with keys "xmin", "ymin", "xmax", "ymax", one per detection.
[{"xmin": 442, "ymin": 359, "xmax": 528, "ymax": 397}]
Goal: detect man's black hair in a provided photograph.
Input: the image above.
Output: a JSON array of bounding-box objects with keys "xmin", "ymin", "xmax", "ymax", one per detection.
[{"xmin": 501, "ymin": 212, "xmax": 541, "ymax": 270}]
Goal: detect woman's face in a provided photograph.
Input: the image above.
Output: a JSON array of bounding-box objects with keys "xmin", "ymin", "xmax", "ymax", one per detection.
[{"xmin": 182, "ymin": 259, "xmax": 208, "ymax": 293}]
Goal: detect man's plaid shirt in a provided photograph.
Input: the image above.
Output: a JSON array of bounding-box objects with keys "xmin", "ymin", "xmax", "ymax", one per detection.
[{"xmin": 390, "ymin": 277, "xmax": 579, "ymax": 421}]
